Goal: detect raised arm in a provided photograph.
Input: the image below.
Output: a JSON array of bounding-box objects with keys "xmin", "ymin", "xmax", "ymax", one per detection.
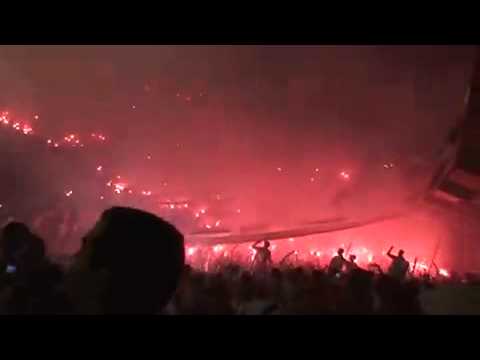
[
  {"xmin": 252, "ymin": 240, "xmax": 263, "ymax": 250},
  {"xmin": 387, "ymin": 246, "xmax": 396, "ymax": 260}
]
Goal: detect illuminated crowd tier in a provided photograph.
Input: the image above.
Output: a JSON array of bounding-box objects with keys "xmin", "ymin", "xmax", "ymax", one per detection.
[
  {"xmin": 0, "ymin": 108, "xmax": 451, "ymax": 275},
  {"xmin": 183, "ymin": 240, "xmax": 450, "ymax": 278}
]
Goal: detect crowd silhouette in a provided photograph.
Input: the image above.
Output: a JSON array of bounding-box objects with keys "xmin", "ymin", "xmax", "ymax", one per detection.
[{"xmin": 0, "ymin": 207, "xmax": 478, "ymax": 315}]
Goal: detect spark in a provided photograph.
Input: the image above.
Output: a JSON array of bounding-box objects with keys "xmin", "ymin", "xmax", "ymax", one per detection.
[
  {"xmin": 213, "ymin": 245, "xmax": 224, "ymax": 253},
  {"xmin": 439, "ymin": 269, "xmax": 450, "ymax": 277},
  {"xmin": 340, "ymin": 171, "xmax": 350, "ymax": 180},
  {"xmin": 187, "ymin": 247, "xmax": 197, "ymax": 256}
]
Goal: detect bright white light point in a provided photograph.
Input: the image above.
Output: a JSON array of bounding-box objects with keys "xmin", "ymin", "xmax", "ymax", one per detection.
[
  {"xmin": 215, "ymin": 220, "xmax": 221, "ymax": 227},
  {"xmin": 34, "ymin": 115, "xmax": 39, "ymax": 120},
  {"xmin": 0, "ymin": 204, "xmax": 3, "ymax": 208},
  {"xmin": 315, "ymin": 168, "xmax": 319, "ymax": 172},
  {"xmin": 288, "ymin": 238, "xmax": 295, "ymax": 242},
  {"xmin": 132, "ymin": 105, "xmax": 136, "ymax": 109},
  {"xmin": 184, "ymin": 204, "xmax": 189, "ymax": 208},
  {"xmin": 439, "ymin": 269, "xmax": 449, "ymax": 277},
  {"xmin": 97, "ymin": 166, "xmax": 103, "ymax": 171},
  {"xmin": 65, "ymin": 190, "xmax": 73, "ymax": 197},
  {"xmin": 310, "ymin": 177, "xmax": 315, "ymax": 182},
  {"xmin": 277, "ymin": 167, "xmax": 282, "ymax": 172},
  {"xmin": 200, "ymin": 209, "xmax": 206, "ymax": 214}
]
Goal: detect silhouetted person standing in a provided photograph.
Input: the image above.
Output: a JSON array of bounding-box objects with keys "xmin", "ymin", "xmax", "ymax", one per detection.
[
  {"xmin": 345, "ymin": 254, "xmax": 359, "ymax": 273},
  {"xmin": 251, "ymin": 240, "xmax": 272, "ymax": 272},
  {"xmin": 0, "ymin": 222, "xmax": 70, "ymax": 314},
  {"xmin": 387, "ymin": 246, "xmax": 409, "ymax": 281},
  {"xmin": 328, "ymin": 248, "xmax": 346, "ymax": 276}
]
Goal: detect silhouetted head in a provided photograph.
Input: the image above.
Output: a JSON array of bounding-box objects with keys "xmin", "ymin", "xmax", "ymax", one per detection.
[
  {"xmin": 398, "ymin": 250, "xmax": 405, "ymax": 257},
  {"xmin": 338, "ymin": 248, "xmax": 344, "ymax": 256},
  {"xmin": 0, "ymin": 222, "xmax": 45, "ymax": 268},
  {"xmin": 264, "ymin": 241, "xmax": 270, "ymax": 248},
  {"xmin": 349, "ymin": 254, "xmax": 356, "ymax": 262},
  {"xmin": 75, "ymin": 207, "xmax": 185, "ymax": 314}
]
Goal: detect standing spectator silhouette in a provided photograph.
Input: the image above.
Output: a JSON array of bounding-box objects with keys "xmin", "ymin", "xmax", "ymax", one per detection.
[
  {"xmin": 68, "ymin": 207, "xmax": 185, "ymax": 314},
  {"xmin": 328, "ymin": 248, "xmax": 346, "ymax": 277},
  {"xmin": 386, "ymin": 246, "xmax": 409, "ymax": 281},
  {"xmin": 251, "ymin": 240, "xmax": 272, "ymax": 272},
  {"xmin": 0, "ymin": 222, "xmax": 70, "ymax": 314}
]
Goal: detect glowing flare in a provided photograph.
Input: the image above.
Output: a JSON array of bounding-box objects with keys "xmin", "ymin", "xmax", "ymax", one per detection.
[{"xmin": 213, "ymin": 245, "xmax": 223, "ymax": 253}]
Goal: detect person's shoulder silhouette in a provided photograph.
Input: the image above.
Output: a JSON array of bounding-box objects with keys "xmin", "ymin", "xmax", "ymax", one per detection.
[{"xmin": 73, "ymin": 207, "xmax": 185, "ymax": 314}]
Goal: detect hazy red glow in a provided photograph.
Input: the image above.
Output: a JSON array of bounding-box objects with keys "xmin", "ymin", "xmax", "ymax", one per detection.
[{"xmin": 0, "ymin": 46, "xmax": 478, "ymax": 272}]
